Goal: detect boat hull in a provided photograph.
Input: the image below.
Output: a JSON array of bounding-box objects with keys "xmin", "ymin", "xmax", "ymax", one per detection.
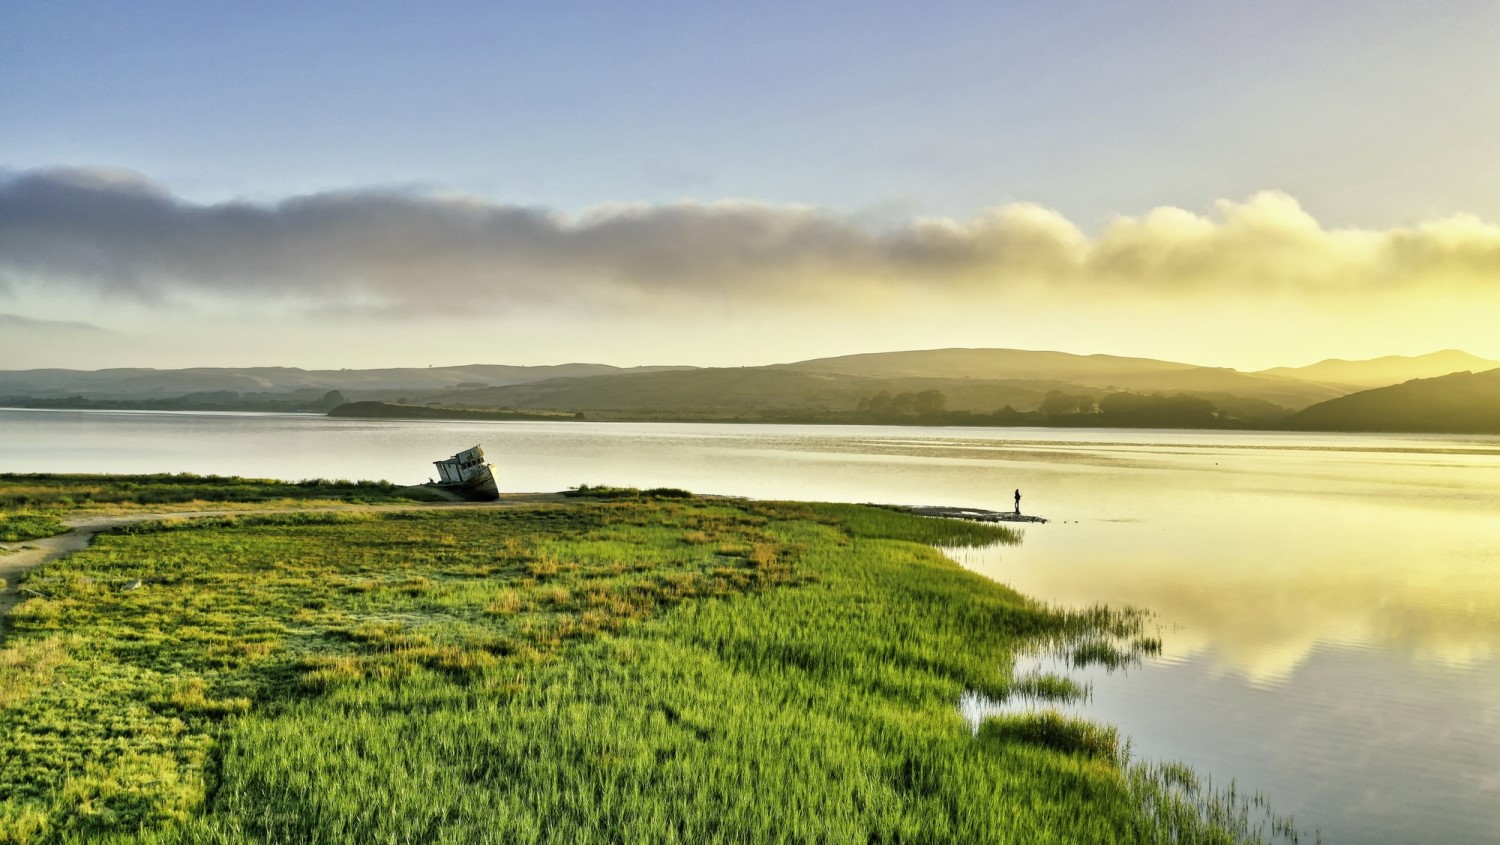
[
  {"xmin": 431, "ymin": 465, "xmax": 500, "ymax": 501},
  {"xmin": 431, "ymin": 444, "xmax": 500, "ymax": 501}
]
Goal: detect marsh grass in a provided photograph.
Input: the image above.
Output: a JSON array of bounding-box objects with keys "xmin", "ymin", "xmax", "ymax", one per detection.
[
  {"xmin": 0, "ymin": 515, "xmax": 70, "ymax": 544},
  {"xmin": 1, "ymin": 487, "xmax": 1287, "ymax": 844},
  {"xmin": 979, "ymin": 711, "xmax": 1122, "ymax": 760},
  {"xmin": 1011, "ymin": 670, "xmax": 1090, "ymax": 702},
  {"xmin": 563, "ymin": 484, "xmax": 696, "ymax": 500},
  {"xmin": 0, "ymin": 473, "xmax": 441, "ymax": 514},
  {"xmin": 771, "ymin": 500, "xmax": 1026, "ymax": 551}
]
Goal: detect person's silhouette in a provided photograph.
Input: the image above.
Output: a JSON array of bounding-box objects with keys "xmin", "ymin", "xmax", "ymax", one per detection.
[{"xmin": 1014, "ymin": 488, "xmax": 1021, "ymax": 515}]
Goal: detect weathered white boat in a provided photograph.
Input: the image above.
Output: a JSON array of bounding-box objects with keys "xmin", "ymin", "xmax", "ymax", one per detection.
[{"xmin": 430, "ymin": 445, "xmax": 500, "ymax": 501}]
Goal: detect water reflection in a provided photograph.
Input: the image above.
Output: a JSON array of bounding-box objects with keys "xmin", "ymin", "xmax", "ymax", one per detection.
[
  {"xmin": 947, "ymin": 496, "xmax": 1500, "ymax": 685},
  {"xmin": 981, "ymin": 641, "xmax": 1500, "ymax": 845},
  {"xmin": 941, "ymin": 459, "xmax": 1500, "ymax": 844}
]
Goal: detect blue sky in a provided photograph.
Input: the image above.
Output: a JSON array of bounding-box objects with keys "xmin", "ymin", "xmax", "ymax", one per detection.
[
  {"xmin": 9, "ymin": 1, "xmax": 1496, "ymax": 223},
  {"xmin": 3, "ymin": 2, "xmax": 1498, "ymax": 369}
]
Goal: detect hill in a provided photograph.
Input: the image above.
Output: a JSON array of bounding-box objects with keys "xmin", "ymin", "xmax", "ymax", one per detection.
[
  {"xmin": 1256, "ymin": 350, "xmax": 1500, "ymax": 389},
  {"xmin": 22, "ymin": 347, "xmax": 1476, "ymax": 429},
  {"xmin": 776, "ymin": 348, "xmax": 1199, "ymax": 380},
  {"xmin": 1286, "ymin": 368, "xmax": 1500, "ymax": 433},
  {"xmin": 0, "ymin": 363, "xmax": 691, "ymax": 401},
  {"xmin": 775, "ymin": 348, "xmax": 1344, "ymax": 410},
  {"xmin": 0, "ymin": 349, "xmax": 1360, "ymax": 416},
  {"xmin": 407, "ymin": 367, "xmax": 1293, "ymax": 427}
]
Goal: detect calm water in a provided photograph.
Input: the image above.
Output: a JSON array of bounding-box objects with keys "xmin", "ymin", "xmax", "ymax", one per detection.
[{"xmin": 3, "ymin": 408, "xmax": 1498, "ymax": 843}]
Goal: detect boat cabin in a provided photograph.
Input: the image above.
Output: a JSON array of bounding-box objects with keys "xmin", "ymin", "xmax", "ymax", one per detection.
[{"xmin": 435, "ymin": 445, "xmax": 488, "ymax": 484}]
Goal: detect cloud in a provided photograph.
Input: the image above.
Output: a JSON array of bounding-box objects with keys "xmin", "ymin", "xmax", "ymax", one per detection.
[
  {"xmin": 2, "ymin": 167, "xmax": 1498, "ymax": 316},
  {"xmin": 0, "ymin": 313, "xmax": 110, "ymax": 333}
]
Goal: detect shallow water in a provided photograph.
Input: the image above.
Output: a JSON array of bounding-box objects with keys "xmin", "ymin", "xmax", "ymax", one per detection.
[{"xmin": 3, "ymin": 408, "xmax": 1498, "ymax": 842}]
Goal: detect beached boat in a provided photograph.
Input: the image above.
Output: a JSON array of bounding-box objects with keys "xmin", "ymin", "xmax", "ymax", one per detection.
[{"xmin": 430, "ymin": 445, "xmax": 500, "ymax": 500}]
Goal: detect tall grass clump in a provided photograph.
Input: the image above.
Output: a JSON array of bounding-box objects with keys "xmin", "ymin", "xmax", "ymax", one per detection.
[{"xmin": 979, "ymin": 710, "xmax": 1122, "ymax": 760}]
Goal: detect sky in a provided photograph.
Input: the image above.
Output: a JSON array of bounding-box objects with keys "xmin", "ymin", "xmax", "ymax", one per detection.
[{"xmin": 2, "ymin": 1, "xmax": 1498, "ymax": 372}]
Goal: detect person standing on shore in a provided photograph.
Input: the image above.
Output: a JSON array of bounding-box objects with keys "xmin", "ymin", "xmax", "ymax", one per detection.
[{"xmin": 1014, "ymin": 488, "xmax": 1021, "ymax": 515}]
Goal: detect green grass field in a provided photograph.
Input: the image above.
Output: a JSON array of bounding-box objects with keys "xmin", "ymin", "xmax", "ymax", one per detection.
[
  {"xmin": 0, "ymin": 472, "xmax": 443, "ymax": 546},
  {"xmin": 0, "ymin": 485, "xmax": 1291, "ymax": 843},
  {"xmin": 0, "ymin": 473, "xmax": 443, "ymax": 515},
  {"xmin": 0, "ymin": 515, "xmax": 70, "ymax": 544}
]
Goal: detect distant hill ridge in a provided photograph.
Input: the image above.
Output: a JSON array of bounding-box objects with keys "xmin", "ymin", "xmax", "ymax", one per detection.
[
  {"xmin": 773, "ymin": 347, "xmax": 1343, "ymax": 410},
  {"xmin": 4, "ymin": 348, "xmax": 1496, "ymax": 432},
  {"xmin": 1288, "ymin": 368, "xmax": 1500, "ymax": 433},
  {"xmin": 0, "ymin": 363, "xmax": 691, "ymax": 399},
  {"xmin": 774, "ymin": 348, "xmax": 1203, "ymax": 380},
  {"xmin": 1256, "ymin": 350, "xmax": 1500, "ymax": 389},
  {"xmin": 413, "ymin": 347, "xmax": 1344, "ymax": 418}
]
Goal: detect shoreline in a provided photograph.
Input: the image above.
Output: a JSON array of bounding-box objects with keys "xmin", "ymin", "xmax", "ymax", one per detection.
[
  {"xmin": 896, "ymin": 504, "xmax": 1048, "ymax": 524},
  {"xmin": 2, "ymin": 491, "xmax": 1041, "ymax": 636}
]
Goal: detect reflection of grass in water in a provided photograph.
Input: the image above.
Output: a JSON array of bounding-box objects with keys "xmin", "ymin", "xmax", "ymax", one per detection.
[
  {"xmin": 1011, "ymin": 604, "xmax": 1166, "ymax": 672},
  {"xmin": 1127, "ymin": 761, "xmax": 1317, "ymax": 845},
  {"xmin": 1069, "ymin": 633, "xmax": 1162, "ymax": 670},
  {"xmin": 1, "ymin": 488, "xmax": 1289, "ymax": 843},
  {"xmin": 1013, "ymin": 670, "xmax": 1090, "ymax": 702}
]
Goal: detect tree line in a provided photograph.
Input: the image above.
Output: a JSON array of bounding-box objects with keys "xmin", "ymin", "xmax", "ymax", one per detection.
[{"xmin": 850, "ymin": 389, "xmax": 1283, "ymax": 429}]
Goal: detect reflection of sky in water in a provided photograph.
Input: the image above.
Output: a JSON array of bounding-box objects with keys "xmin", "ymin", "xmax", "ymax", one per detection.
[
  {"xmin": 949, "ymin": 485, "xmax": 1500, "ymax": 681},
  {"xmin": 982, "ymin": 646, "xmax": 1500, "ymax": 845},
  {"xmin": 5, "ymin": 411, "xmax": 1500, "ymax": 842}
]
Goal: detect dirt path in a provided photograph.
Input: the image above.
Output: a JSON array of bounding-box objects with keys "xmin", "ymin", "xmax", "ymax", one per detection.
[{"xmin": 0, "ymin": 493, "xmax": 567, "ymax": 636}]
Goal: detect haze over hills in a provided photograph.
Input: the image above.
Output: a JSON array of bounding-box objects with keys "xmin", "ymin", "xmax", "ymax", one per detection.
[
  {"xmin": 1288, "ymin": 369, "xmax": 1500, "ymax": 434},
  {"xmin": 774, "ymin": 348, "xmax": 1345, "ymax": 410},
  {"xmin": 1255, "ymin": 350, "xmax": 1500, "ymax": 389},
  {"xmin": 0, "ymin": 363, "xmax": 689, "ymax": 400},
  {"xmin": 777, "ymin": 348, "xmax": 1206, "ymax": 381}
]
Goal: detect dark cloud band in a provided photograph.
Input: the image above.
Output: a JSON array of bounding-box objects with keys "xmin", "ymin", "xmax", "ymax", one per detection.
[{"xmin": 2, "ymin": 168, "xmax": 1496, "ymax": 315}]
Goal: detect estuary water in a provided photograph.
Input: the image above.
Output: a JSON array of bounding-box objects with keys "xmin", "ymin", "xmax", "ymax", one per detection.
[{"xmin": 2, "ymin": 408, "xmax": 1498, "ymax": 843}]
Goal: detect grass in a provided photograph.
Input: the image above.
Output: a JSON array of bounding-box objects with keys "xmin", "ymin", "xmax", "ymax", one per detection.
[
  {"xmin": 563, "ymin": 483, "xmax": 696, "ymax": 500},
  {"xmin": 0, "ymin": 471, "xmax": 441, "ymax": 556},
  {"xmin": 979, "ymin": 711, "xmax": 1122, "ymax": 760},
  {"xmin": 0, "ymin": 485, "xmax": 1293, "ymax": 844},
  {"xmin": 0, "ymin": 515, "xmax": 70, "ymax": 544},
  {"xmin": 0, "ymin": 473, "xmax": 443, "ymax": 515}
]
